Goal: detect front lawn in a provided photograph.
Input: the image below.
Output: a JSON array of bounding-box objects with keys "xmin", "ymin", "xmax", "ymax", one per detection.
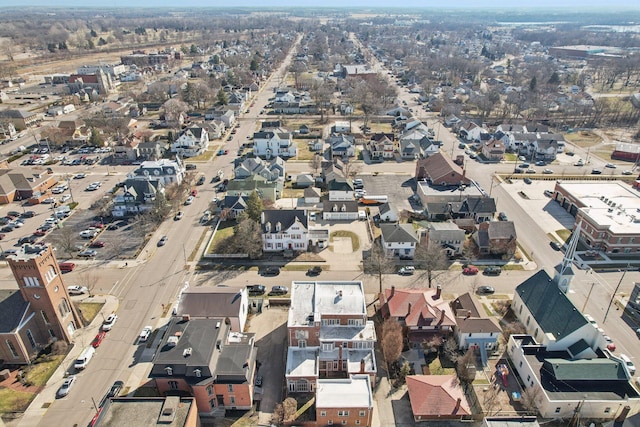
[
  {"xmin": 0, "ymin": 388, "xmax": 34, "ymax": 414},
  {"xmin": 77, "ymin": 302, "xmax": 104, "ymax": 324},
  {"xmin": 24, "ymin": 354, "xmax": 66, "ymax": 387},
  {"xmin": 329, "ymin": 230, "xmax": 360, "ymax": 251}
]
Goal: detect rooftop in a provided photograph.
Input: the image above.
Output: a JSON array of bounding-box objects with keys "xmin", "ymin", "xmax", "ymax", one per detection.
[
  {"xmin": 286, "ymin": 347, "xmax": 319, "ymax": 377},
  {"xmin": 93, "ymin": 396, "xmax": 195, "ymax": 427},
  {"xmin": 316, "ymin": 375, "xmax": 373, "ymax": 409},
  {"xmin": 289, "ymin": 281, "xmax": 367, "ymax": 327}
]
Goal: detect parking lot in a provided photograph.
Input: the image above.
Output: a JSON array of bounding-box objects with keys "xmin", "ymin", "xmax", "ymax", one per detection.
[{"xmin": 357, "ymin": 173, "xmax": 415, "ymax": 215}]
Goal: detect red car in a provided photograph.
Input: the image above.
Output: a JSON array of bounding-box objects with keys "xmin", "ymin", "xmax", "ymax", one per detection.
[
  {"xmin": 91, "ymin": 331, "xmax": 106, "ymax": 348},
  {"xmin": 463, "ymin": 265, "xmax": 479, "ymax": 275},
  {"xmin": 89, "ymin": 222, "xmax": 105, "ymax": 229},
  {"xmin": 33, "ymin": 230, "xmax": 47, "ymax": 236},
  {"xmin": 90, "ymin": 241, "xmax": 106, "ymax": 248},
  {"xmin": 0, "ymin": 233, "xmax": 5, "ymax": 240}
]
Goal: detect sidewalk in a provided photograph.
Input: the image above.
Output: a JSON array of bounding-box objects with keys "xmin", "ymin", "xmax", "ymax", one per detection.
[{"xmin": 14, "ymin": 294, "xmax": 119, "ymax": 427}]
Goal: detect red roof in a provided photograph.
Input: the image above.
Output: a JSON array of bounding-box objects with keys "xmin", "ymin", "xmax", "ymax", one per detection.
[
  {"xmin": 69, "ymin": 74, "xmax": 99, "ymax": 84},
  {"xmin": 381, "ymin": 288, "xmax": 456, "ymax": 329},
  {"xmin": 406, "ymin": 375, "xmax": 471, "ymax": 418}
]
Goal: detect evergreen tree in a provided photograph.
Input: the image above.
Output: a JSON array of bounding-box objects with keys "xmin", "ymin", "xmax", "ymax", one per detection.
[{"xmin": 245, "ymin": 191, "xmax": 263, "ymax": 222}]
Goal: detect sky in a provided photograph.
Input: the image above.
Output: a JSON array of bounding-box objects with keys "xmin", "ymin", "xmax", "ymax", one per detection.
[{"xmin": 2, "ymin": 0, "xmax": 639, "ymax": 8}]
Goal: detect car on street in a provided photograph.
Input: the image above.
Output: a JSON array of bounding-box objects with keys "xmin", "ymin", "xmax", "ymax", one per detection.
[
  {"xmin": 174, "ymin": 211, "xmax": 184, "ymax": 220},
  {"xmin": 306, "ymin": 266, "xmax": 322, "ymax": 276},
  {"xmin": 476, "ymin": 285, "xmax": 495, "ymax": 295},
  {"xmin": 542, "ymin": 169, "xmax": 554, "ymax": 174},
  {"xmin": 67, "ymin": 285, "xmax": 89, "ymax": 295},
  {"xmin": 483, "ymin": 266, "xmax": 502, "ymax": 276},
  {"xmin": 605, "ymin": 163, "xmax": 617, "ymax": 169},
  {"xmin": 398, "ymin": 266, "xmax": 415, "ymax": 275},
  {"xmin": 91, "ymin": 331, "xmax": 106, "ymax": 348},
  {"xmin": 56, "ymin": 376, "xmax": 76, "ymax": 398},
  {"xmin": 185, "ymin": 196, "xmax": 194, "ymax": 205},
  {"xmin": 157, "ymin": 235, "xmax": 168, "ymax": 246},
  {"xmin": 260, "ymin": 266, "xmax": 280, "ymax": 276},
  {"xmin": 255, "ymin": 375, "xmax": 263, "ymax": 387},
  {"xmin": 196, "ymin": 175, "xmax": 206, "ymax": 185},
  {"xmin": 550, "ymin": 241, "xmax": 562, "ymax": 251},
  {"xmin": 591, "ymin": 169, "xmax": 602, "ymax": 174},
  {"xmin": 138, "ymin": 326, "xmax": 153, "ymax": 342},
  {"xmin": 247, "ymin": 284, "xmax": 266, "ymax": 296},
  {"xmin": 101, "ymin": 314, "xmax": 118, "ymax": 331},
  {"xmin": 99, "ymin": 380, "xmax": 124, "ymax": 408},
  {"xmin": 463, "ymin": 265, "xmax": 479, "ymax": 275},
  {"xmin": 498, "ymin": 212, "xmax": 508, "ymax": 221},
  {"xmin": 78, "ymin": 249, "xmax": 98, "ymax": 258},
  {"xmin": 268, "ymin": 285, "xmax": 289, "ymax": 296}
]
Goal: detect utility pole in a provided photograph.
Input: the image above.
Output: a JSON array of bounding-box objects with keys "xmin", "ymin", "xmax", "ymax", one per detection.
[
  {"xmin": 581, "ymin": 282, "xmax": 596, "ymax": 312},
  {"xmin": 603, "ymin": 266, "xmax": 628, "ymax": 323}
]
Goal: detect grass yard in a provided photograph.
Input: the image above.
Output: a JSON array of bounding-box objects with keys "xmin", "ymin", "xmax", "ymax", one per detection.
[
  {"xmin": 329, "ymin": 230, "xmax": 360, "ymax": 251},
  {"xmin": 294, "ymin": 139, "xmax": 317, "ymax": 161},
  {"xmin": 77, "ymin": 302, "xmax": 104, "ymax": 324},
  {"xmin": 564, "ymin": 131, "xmax": 602, "ymax": 148},
  {"xmin": 208, "ymin": 222, "xmax": 235, "ymax": 254},
  {"xmin": 0, "ymin": 388, "xmax": 34, "ymax": 414},
  {"xmin": 189, "ymin": 148, "xmax": 216, "ymax": 162},
  {"xmin": 427, "ymin": 357, "xmax": 456, "ymax": 375},
  {"xmin": 24, "ymin": 354, "xmax": 66, "ymax": 387}
]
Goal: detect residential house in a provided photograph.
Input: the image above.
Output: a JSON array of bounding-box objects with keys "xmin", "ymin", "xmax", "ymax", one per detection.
[
  {"xmin": 481, "ymin": 139, "xmax": 506, "ymax": 162},
  {"xmin": 367, "ymin": 133, "xmax": 395, "ymax": 160},
  {"xmin": 533, "ymin": 134, "xmax": 564, "ymax": 160},
  {"xmin": 378, "ymin": 203, "xmax": 399, "ymax": 223},
  {"xmin": 415, "ymin": 152, "xmax": 470, "ymax": 186},
  {"xmin": 316, "ymin": 375, "xmax": 374, "ymax": 427},
  {"xmin": 379, "ymin": 223, "xmax": 418, "ymax": 259},
  {"xmin": 137, "ymin": 141, "xmax": 163, "ymax": 161},
  {"xmin": 172, "ymin": 125, "xmax": 209, "ymax": 158},
  {"xmin": 328, "ymin": 133, "xmax": 356, "ymax": 159},
  {"xmin": 424, "ymin": 222, "xmax": 465, "ymax": 257},
  {"xmin": 406, "ymin": 375, "xmax": 471, "ymax": 421},
  {"xmin": 294, "ymin": 174, "xmax": 315, "ymax": 189},
  {"xmin": 261, "ymin": 209, "xmax": 309, "ymax": 252},
  {"xmin": 320, "ymin": 161, "xmax": 344, "ymax": 187},
  {"xmin": 91, "ymin": 397, "xmax": 199, "ymax": 427},
  {"xmin": 444, "ymin": 115, "xmax": 461, "ymax": 127},
  {"xmin": 174, "ymin": 286, "xmax": 249, "ymax": 333},
  {"xmin": 55, "ymin": 120, "xmax": 90, "ymax": 146},
  {"xmin": 111, "ymin": 179, "xmax": 163, "ymax": 217},
  {"xmin": 458, "ymin": 196, "xmax": 497, "ymax": 223},
  {"xmin": 47, "ymin": 104, "xmax": 75, "ymax": 116},
  {"xmin": 227, "ymin": 91, "xmax": 246, "ymax": 112},
  {"xmin": 379, "ymin": 286, "xmax": 456, "ymax": 347},
  {"xmin": 507, "ymin": 267, "xmax": 640, "ymax": 420},
  {"xmin": 113, "ymin": 136, "xmax": 141, "ymax": 164},
  {"xmin": 327, "ymin": 177, "xmax": 354, "ymax": 201},
  {"xmin": 221, "ymin": 195, "xmax": 249, "ymax": 219},
  {"xmin": 205, "ymin": 109, "xmax": 235, "ymax": 128},
  {"xmin": 128, "ymin": 159, "xmax": 184, "ymax": 186},
  {"xmin": 0, "ymin": 245, "xmax": 82, "ymax": 365},
  {"xmin": 101, "ymin": 101, "xmax": 129, "ymax": 117},
  {"xmin": 234, "ymin": 156, "xmax": 285, "ymax": 182},
  {"xmin": 286, "ymin": 281, "xmax": 377, "ymax": 395},
  {"xmin": 399, "ymin": 139, "xmax": 422, "ymax": 160},
  {"xmin": 303, "ymin": 187, "xmax": 321, "ymax": 204},
  {"xmin": 0, "ymin": 109, "xmax": 43, "ymax": 130},
  {"xmin": 473, "ymin": 221, "xmax": 517, "ymax": 256},
  {"xmin": 322, "ymin": 199, "xmax": 359, "ymax": 221},
  {"xmin": 450, "ymin": 293, "xmax": 501, "ymax": 365},
  {"xmin": 226, "ymin": 175, "xmax": 281, "ymax": 201},
  {"xmin": 459, "ymin": 121, "xmax": 485, "ymax": 142},
  {"xmin": 150, "ymin": 317, "xmax": 257, "ymax": 418},
  {"xmin": 204, "ymin": 120, "xmax": 226, "ymax": 140},
  {"xmin": 253, "ymin": 130, "xmax": 296, "ymax": 159}
]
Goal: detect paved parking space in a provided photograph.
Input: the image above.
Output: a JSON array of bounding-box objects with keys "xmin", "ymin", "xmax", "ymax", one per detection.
[{"xmin": 357, "ymin": 173, "xmax": 415, "ymax": 215}]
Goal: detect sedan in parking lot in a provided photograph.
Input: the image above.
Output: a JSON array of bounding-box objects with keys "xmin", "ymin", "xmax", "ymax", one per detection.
[
  {"xmin": 67, "ymin": 285, "xmax": 89, "ymax": 295},
  {"xmin": 78, "ymin": 249, "xmax": 98, "ymax": 258},
  {"xmin": 591, "ymin": 169, "xmax": 602, "ymax": 175},
  {"xmin": 268, "ymin": 285, "xmax": 289, "ymax": 296},
  {"xmin": 605, "ymin": 163, "xmax": 617, "ymax": 169},
  {"xmin": 89, "ymin": 241, "xmax": 106, "ymax": 248},
  {"xmin": 542, "ymin": 169, "xmax": 554, "ymax": 174}
]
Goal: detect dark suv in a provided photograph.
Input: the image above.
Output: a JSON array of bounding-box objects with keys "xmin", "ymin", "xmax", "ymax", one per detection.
[
  {"xmin": 306, "ymin": 266, "xmax": 322, "ymax": 276},
  {"xmin": 247, "ymin": 285, "xmax": 266, "ymax": 296},
  {"xmin": 483, "ymin": 266, "xmax": 502, "ymax": 276},
  {"xmin": 260, "ymin": 266, "xmax": 280, "ymax": 276},
  {"xmin": 268, "ymin": 285, "xmax": 289, "ymax": 296}
]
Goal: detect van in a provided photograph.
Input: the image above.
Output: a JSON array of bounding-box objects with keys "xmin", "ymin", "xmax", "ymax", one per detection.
[
  {"xmin": 59, "ymin": 262, "xmax": 76, "ymax": 273},
  {"xmin": 74, "ymin": 346, "xmax": 96, "ymax": 370},
  {"xmin": 620, "ymin": 354, "xmax": 636, "ymax": 375},
  {"xmin": 358, "ymin": 211, "xmax": 367, "ymax": 221}
]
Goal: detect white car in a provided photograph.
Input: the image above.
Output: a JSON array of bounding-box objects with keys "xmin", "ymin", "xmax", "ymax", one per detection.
[
  {"xmin": 185, "ymin": 196, "xmax": 195, "ymax": 205},
  {"xmin": 60, "ymin": 195, "xmax": 71, "ymax": 203},
  {"xmin": 138, "ymin": 326, "xmax": 153, "ymax": 342},
  {"xmin": 79, "ymin": 229, "xmax": 99, "ymax": 239},
  {"xmin": 56, "ymin": 375, "xmax": 76, "ymax": 398},
  {"xmin": 102, "ymin": 314, "xmax": 118, "ymax": 331},
  {"xmin": 67, "ymin": 286, "xmax": 89, "ymax": 295},
  {"xmin": 42, "ymin": 197, "xmax": 56, "ymax": 204}
]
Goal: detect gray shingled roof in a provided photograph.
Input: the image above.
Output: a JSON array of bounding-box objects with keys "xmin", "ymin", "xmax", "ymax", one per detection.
[
  {"xmin": 261, "ymin": 209, "xmax": 308, "ymax": 233},
  {"xmin": 0, "ymin": 290, "xmax": 29, "ymax": 333},
  {"xmin": 380, "ymin": 223, "xmax": 418, "ymax": 243}
]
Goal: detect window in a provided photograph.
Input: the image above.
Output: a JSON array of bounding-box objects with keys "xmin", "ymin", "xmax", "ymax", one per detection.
[
  {"xmin": 356, "ymin": 421, "xmax": 361, "ymax": 425},
  {"xmin": 322, "ymin": 343, "xmax": 334, "ymax": 352},
  {"xmin": 26, "ymin": 330, "xmax": 37, "ymax": 349},
  {"xmin": 328, "ymin": 421, "xmax": 333, "ymax": 425},
  {"xmin": 207, "ymin": 385, "xmax": 213, "ymax": 395},
  {"xmin": 24, "ymin": 277, "xmax": 41, "ymax": 287},
  {"xmin": 348, "ymin": 319, "xmax": 363, "ymax": 326},
  {"xmin": 359, "ymin": 411, "xmax": 365, "ymax": 417},
  {"xmin": 230, "ymin": 396, "xmax": 235, "ymax": 405},
  {"xmin": 342, "ymin": 421, "xmax": 347, "ymax": 425},
  {"xmin": 322, "ymin": 319, "xmax": 340, "ymax": 326},
  {"xmin": 298, "ymin": 340, "xmax": 306, "ymax": 348},
  {"xmin": 338, "ymin": 410, "xmax": 349, "ymax": 417},
  {"xmin": 6, "ymin": 339, "xmax": 18, "ymax": 358},
  {"xmin": 227, "ymin": 384, "xmax": 234, "ymax": 392},
  {"xmin": 555, "ymin": 407, "xmax": 561, "ymax": 414},
  {"xmin": 342, "ymin": 342, "xmax": 347, "ymax": 348},
  {"xmin": 320, "ymin": 411, "xmax": 326, "ymax": 417},
  {"xmin": 209, "ymin": 399, "xmax": 215, "ymax": 408},
  {"xmin": 41, "ymin": 310, "xmax": 50, "ymax": 324},
  {"xmin": 165, "ymin": 367, "xmax": 173, "ymax": 375},
  {"xmin": 168, "ymin": 381, "xmax": 178, "ymax": 390},
  {"xmin": 604, "ymin": 407, "xmax": 611, "ymax": 414}
]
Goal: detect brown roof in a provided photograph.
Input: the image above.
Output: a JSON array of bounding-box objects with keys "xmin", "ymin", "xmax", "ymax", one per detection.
[
  {"xmin": 176, "ymin": 287, "xmax": 244, "ymax": 319},
  {"xmin": 451, "ymin": 292, "xmax": 501, "ymax": 334},
  {"xmin": 406, "ymin": 375, "xmax": 471, "ymax": 417},
  {"xmin": 416, "ymin": 152, "xmax": 470, "ymax": 184},
  {"xmin": 381, "ymin": 288, "xmax": 455, "ymax": 329}
]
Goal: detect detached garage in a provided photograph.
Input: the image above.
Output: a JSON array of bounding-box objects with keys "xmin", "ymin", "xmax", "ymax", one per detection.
[{"xmin": 322, "ymin": 200, "xmax": 358, "ymax": 221}]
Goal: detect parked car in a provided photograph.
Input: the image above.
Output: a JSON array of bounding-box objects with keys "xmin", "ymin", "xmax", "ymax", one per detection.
[
  {"xmin": 523, "ymin": 177, "xmax": 532, "ymax": 184},
  {"xmin": 21, "ymin": 211, "xmax": 36, "ymax": 218},
  {"xmin": 138, "ymin": 326, "xmax": 153, "ymax": 342},
  {"xmin": 91, "ymin": 331, "xmax": 106, "ymax": 348},
  {"xmin": 463, "ymin": 265, "xmax": 479, "ymax": 275},
  {"xmin": 101, "ymin": 314, "xmax": 118, "ymax": 331},
  {"xmin": 247, "ymin": 284, "xmax": 266, "ymax": 296},
  {"xmin": 550, "ymin": 241, "xmax": 562, "ymax": 251},
  {"xmin": 68, "ymin": 285, "xmax": 89, "ymax": 295},
  {"xmin": 483, "ymin": 266, "xmax": 502, "ymax": 276},
  {"xmin": 157, "ymin": 235, "xmax": 168, "ymax": 246},
  {"xmin": 544, "ymin": 190, "xmax": 554, "ymax": 197},
  {"xmin": 18, "ymin": 235, "xmax": 37, "ymax": 245},
  {"xmin": 196, "ymin": 175, "xmax": 206, "ymax": 185},
  {"xmin": 260, "ymin": 266, "xmax": 280, "ymax": 276},
  {"xmin": 99, "ymin": 380, "xmax": 124, "ymax": 408},
  {"xmin": 268, "ymin": 285, "xmax": 289, "ymax": 296},
  {"xmin": 498, "ymin": 212, "xmax": 508, "ymax": 221},
  {"xmin": 398, "ymin": 266, "xmax": 415, "ymax": 275},
  {"xmin": 80, "ymin": 229, "xmax": 99, "ymax": 239},
  {"xmin": 78, "ymin": 250, "xmax": 98, "ymax": 258},
  {"xmin": 56, "ymin": 376, "xmax": 76, "ymax": 398},
  {"xmin": 476, "ymin": 285, "xmax": 495, "ymax": 295},
  {"xmin": 89, "ymin": 241, "xmax": 106, "ymax": 248},
  {"xmin": 306, "ymin": 266, "xmax": 322, "ymax": 276},
  {"xmin": 185, "ymin": 196, "xmax": 195, "ymax": 205},
  {"xmin": 605, "ymin": 163, "xmax": 617, "ymax": 169},
  {"xmin": 174, "ymin": 211, "xmax": 184, "ymax": 220},
  {"xmin": 255, "ymin": 375, "xmax": 263, "ymax": 387},
  {"xmin": 591, "ymin": 169, "xmax": 602, "ymax": 174},
  {"xmin": 542, "ymin": 169, "xmax": 554, "ymax": 174},
  {"xmin": 622, "ymin": 170, "xmax": 634, "ymax": 175}
]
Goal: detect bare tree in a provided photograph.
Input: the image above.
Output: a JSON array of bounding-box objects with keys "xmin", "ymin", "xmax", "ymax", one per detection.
[
  {"xmin": 364, "ymin": 241, "xmax": 394, "ymax": 294},
  {"xmin": 521, "ymin": 386, "xmax": 542, "ymax": 416},
  {"xmin": 442, "ymin": 336, "xmax": 461, "ymax": 364},
  {"xmin": 271, "ymin": 403, "xmax": 285, "ymax": 426},
  {"xmin": 53, "ymin": 225, "xmax": 79, "ymax": 259},
  {"xmin": 79, "ymin": 268, "xmax": 100, "ymax": 297},
  {"xmin": 456, "ymin": 348, "xmax": 476, "ymax": 384},
  {"xmin": 282, "ymin": 397, "xmax": 297, "ymax": 422},
  {"xmin": 381, "ymin": 318, "xmax": 403, "ymax": 376},
  {"xmin": 414, "ymin": 241, "xmax": 449, "ymax": 288},
  {"xmin": 309, "ymin": 153, "xmax": 322, "ymax": 175},
  {"xmin": 501, "ymin": 321, "xmax": 526, "ymax": 345}
]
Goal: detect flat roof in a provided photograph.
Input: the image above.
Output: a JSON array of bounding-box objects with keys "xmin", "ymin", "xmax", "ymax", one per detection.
[
  {"xmin": 557, "ymin": 181, "xmax": 640, "ymax": 234},
  {"xmin": 289, "ymin": 281, "xmax": 366, "ymax": 327},
  {"xmin": 286, "ymin": 347, "xmax": 318, "ymax": 377},
  {"xmin": 94, "ymin": 397, "xmax": 194, "ymax": 427},
  {"xmin": 417, "ymin": 181, "xmax": 484, "ymax": 202},
  {"xmin": 316, "ymin": 375, "xmax": 373, "ymax": 409}
]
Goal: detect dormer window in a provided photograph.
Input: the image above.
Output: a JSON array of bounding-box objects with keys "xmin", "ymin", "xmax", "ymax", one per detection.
[
  {"xmin": 165, "ymin": 366, "xmax": 173, "ymax": 375},
  {"xmin": 332, "ymin": 204, "xmax": 338, "ymax": 212},
  {"xmin": 194, "ymin": 368, "xmax": 202, "ymax": 377},
  {"xmin": 341, "ymin": 204, "xmax": 346, "ymax": 212},
  {"xmin": 275, "ymin": 222, "xmax": 281, "ymax": 232},
  {"xmin": 265, "ymin": 222, "xmax": 271, "ymax": 232}
]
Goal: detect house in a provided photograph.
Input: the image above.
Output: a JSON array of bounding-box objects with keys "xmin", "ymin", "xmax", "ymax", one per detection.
[
  {"xmin": 481, "ymin": 139, "xmax": 505, "ymax": 162},
  {"xmin": 0, "ymin": 109, "xmax": 43, "ymax": 130},
  {"xmin": 378, "ymin": 202, "xmax": 399, "ymax": 222},
  {"xmin": 206, "ymin": 109, "xmax": 235, "ymax": 127},
  {"xmin": 234, "ymin": 156, "xmax": 285, "ymax": 182},
  {"xmin": 91, "ymin": 396, "xmax": 199, "ymax": 427},
  {"xmin": 406, "ymin": 375, "xmax": 471, "ymax": 421},
  {"xmin": 399, "ymin": 139, "xmax": 422, "ymax": 160},
  {"xmin": 424, "ymin": 222, "xmax": 465, "ymax": 257},
  {"xmin": 322, "ymin": 199, "xmax": 359, "ymax": 221},
  {"xmin": 204, "ymin": 120, "xmax": 226, "ymax": 140},
  {"xmin": 0, "ymin": 245, "xmax": 82, "ymax": 365},
  {"xmin": 328, "ymin": 133, "xmax": 356, "ymax": 159},
  {"xmin": 294, "ymin": 174, "xmax": 314, "ymax": 189},
  {"xmin": 459, "ymin": 121, "xmax": 485, "ymax": 142},
  {"xmin": 128, "ymin": 159, "xmax": 184, "ymax": 186},
  {"xmin": 221, "ymin": 195, "xmax": 249, "ymax": 219},
  {"xmin": 316, "ymin": 375, "xmax": 374, "ymax": 427},
  {"xmin": 327, "ymin": 177, "xmax": 354, "ymax": 201},
  {"xmin": 367, "ymin": 133, "xmax": 395, "ymax": 160},
  {"xmin": 332, "ymin": 121, "xmax": 351, "ymax": 133},
  {"xmin": 171, "ymin": 125, "xmax": 209, "ymax": 158},
  {"xmin": 450, "ymin": 293, "xmax": 501, "ymax": 365},
  {"xmin": 111, "ymin": 179, "xmax": 163, "ymax": 217},
  {"xmin": 174, "ymin": 286, "xmax": 249, "ymax": 333},
  {"xmin": 286, "ymin": 281, "xmax": 377, "ymax": 394},
  {"xmin": 380, "ymin": 223, "xmax": 418, "ymax": 259},
  {"xmin": 150, "ymin": 317, "xmax": 257, "ymax": 418},
  {"xmin": 473, "ymin": 221, "xmax": 517, "ymax": 256},
  {"xmin": 459, "ymin": 196, "xmax": 497, "ymax": 223},
  {"xmin": 444, "ymin": 115, "xmax": 461, "ymax": 127},
  {"xmin": 303, "ymin": 187, "xmax": 321, "ymax": 204},
  {"xmin": 47, "ymin": 104, "xmax": 75, "ymax": 116},
  {"xmin": 415, "ymin": 152, "xmax": 470, "ymax": 186},
  {"xmin": 137, "ymin": 140, "xmax": 163, "ymax": 161},
  {"xmin": 261, "ymin": 209, "xmax": 309, "ymax": 252},
  {"xmin": 226, "ymin": 176, "xmax": 281, "ymax": 201},
  {"xmin": 379, "ymin": 286, "xmax": 456, "ymax": 348},
  {"xmin": 253, "ymin": 130, "xmax": 296, "ymax": 159}
]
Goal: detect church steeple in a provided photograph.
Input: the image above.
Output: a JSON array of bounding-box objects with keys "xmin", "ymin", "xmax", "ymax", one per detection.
[{"xmin": 554, "ymin": 221, "xmax": 581, "ymax": 293}]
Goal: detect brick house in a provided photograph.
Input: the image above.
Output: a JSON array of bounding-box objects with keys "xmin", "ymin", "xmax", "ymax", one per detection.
[
  {"xmin": 473, "ymin": 221, "xmax": 517, "ymax": 255},
  {"xmin": 315, "ymin": 375, "xmax": 374, "ymax": 427},
  {"xmin": 415, "ymin": 152, "xmax": 470, "ymax": 186}
]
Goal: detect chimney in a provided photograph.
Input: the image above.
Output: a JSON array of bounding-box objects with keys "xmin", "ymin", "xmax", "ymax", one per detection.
[
  {"xmin": 360, "ymin": 359, "xmax": 365, "ymax": 373},
  {"xmin": 435, "ymin": 285, "xmax": 442, "ymax": 299},
  {"xmin": 182, "ymin": 314, "xmax": 190, "ymax": 322},
  {"xmin": 407, "ymin": 302, "xmax": 412, "ymax": 316},
  {"xmin": 390, "ymin": 286, "xmax": 395, "ymax": 299},
  {"xmin": 439, "ymin": 310, "xmax": 446, "ymax": 324},
  {"xmin": 454, "ymin": 398, "xmax": 462, "ymax": 413},
  {"xmin": 466, "ymin": 311, "xmax": 471, "ymax": 319}
]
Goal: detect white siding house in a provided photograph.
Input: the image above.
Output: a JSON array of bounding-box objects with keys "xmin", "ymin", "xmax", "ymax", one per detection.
[
  {"xmin": 261, "ymin": 210, "xmax": 309, "ymax": 252},
  {"xmin": 171, "ymin": 125, "xmax": 209, "ymax": 158}
]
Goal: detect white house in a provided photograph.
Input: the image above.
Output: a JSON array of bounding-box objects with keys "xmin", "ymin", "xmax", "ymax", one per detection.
[
  {"xmin": 332, "ymin": 121, "xmax": 350, "ymax": 133},
  {"xmin": 322, "ymin": 199, "xmax": 358, "ymax": 221},
  {"xmin": 261, "ymin": 209, "xmax": 309, "ymax": 252},
  {"xmin": 425, "ymin": 222, "xmax": 465, "ymax": 257},
  {"xmin": 234, "ymin": 156, "xmax": 285, "ymax": 182},
  {"xmin": 128, "ymin": 158, "xmax": 184, "ymax": 186},
  {"xmin": 47, "ymin": 104, "xmax": 76, "ymax": 116},
  {"xmin": 253, "ymin": 130, "xmax": 297, "ymax": 159},
  {"xmin": 327, "ymin": 177, "xmax": 354, "ymax": 201},
  {"xmin": 304, "ymin": 187, "xmax": 321, "ymax": 204},
  {"xmin": 378, "ymin": 203, "xmax": 399, "ymax": 222},
  {"xmin": 450, "ymin": 293, "xmax": 501, "ymax": 365},
  {"xmin": 380, "ymin": 223, "xmax": 418, "ymax": 259},
  {"xmin": 171, "ymin": 125, "xmax": 209, "ymax": 158}
]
